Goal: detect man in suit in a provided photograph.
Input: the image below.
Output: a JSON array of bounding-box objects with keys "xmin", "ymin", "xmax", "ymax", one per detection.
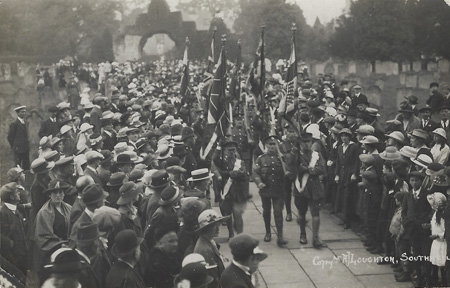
[
  {"xmin": 84, "ymin": 151, "xmax": 105, "ymax": 188},
  {"xmin": 38, "ymin": 106, "xmax": 60, "ymax": 138},
  {"xmin": 70, "ymin": 183, "xmax": 107, "ymax": 244},
  {"xmin": 101, "ymin": 118, "xmax": 117, "ymax": 151},
  {"xmin": 396, "ymin": 103, "xmax": 421, "ymax": 136},
  {"xmin": 106, "ymin": 230, "xmax": 146, "ymax": 288},
  {"xmin": 350, "ymin": 84, "xmax": 369, "ymax": 110},
  {"xmin": 219, "ymin": 234, "xmax": 268, "ymax": 288},
  {"xmin": 419, "ymin": 106, "xmax": 439, "ymax": 134},
  {"xmin": 0, "ymin": 183, "xmax": 28, "ymax": 276},
  {"xmin": 438, "ymin": 106, "xmax": 450, "ymax": 145},
  {"xmin": 427, "ymin": 82, "xmax": 444, "ymax": 115},
  {"xmin": 8, "ymin": 105, "xmax": 30, "ymax": 170}
]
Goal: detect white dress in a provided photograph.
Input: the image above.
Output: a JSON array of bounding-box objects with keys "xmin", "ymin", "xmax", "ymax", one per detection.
[{"xmin": 430, "ymin": 212, "xmax": 447, "ymax": 266}]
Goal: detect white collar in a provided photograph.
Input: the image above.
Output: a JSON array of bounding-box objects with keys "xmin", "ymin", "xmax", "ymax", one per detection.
[
  {"xmin": 233, "ymin": 260, "xmax": 251, "ymax": 276},
  {"xmin": 84, "ymin": 208, "xmax": 95, "ymax": 220},
  {"xmin": 17, "ymin": 117, "xmax": 25, "ymax": 124},
  {"xmin": 4, "ymin": 203, "xmax": 17, "ymax": 212},
  {"xmin": 118, "ymin": 258, "xmax": 134, "ymax": 268},
  {"xmin": 76, "ymin": 249, "xmax": 91, "ymax": 264}
]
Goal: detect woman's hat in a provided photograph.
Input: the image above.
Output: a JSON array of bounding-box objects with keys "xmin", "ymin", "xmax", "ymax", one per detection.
[
  {"xmin": 114, "ymin": 142, "xmax": 134, "ymax": 155},
  {"xmin": 229, "ymin": 233, "xmax": 268, "ymax": 262},
  {"xmin": 195, "ymin": 209, "xmax": 230, "ymax": 233},
  {"xmin": 386, "ymin": 131, "xmax": 405, "ymax": 144},
  {"xmin": 431, "ymin": 173, "xmax": 450, "ymax": 187},
  {"xmin": 411, "ymin": 154, "xmax": 433, "ymax": 169},
  {"xmin": 149, "ymin": 170, "xmax": 170, "ymax": 188},
  {"xmin": 359, "ymin": 135, "xmax": 379, "ymax": 144},
  {"xmin": 111, "ymin": 229, "xmax": 143, "ymax": 258},
  {"xmin": 379, "ymin": 146, "xmax": 402, "ymax": 161},
  {"xmin": 399, "ymin": 146, "xmax": 418, "ymax": 159},
  {"xmin": 187, "ymin": 168, "xmax": 214, "ymax": 182},
  {"xmin": 44, "ymin": 179, "xmax": 70, "ymax": 194},
  {"xmin": 156, "ymin": 144, "xmax": 172, "ymax": 160},
  {"xmin": 44, "ymin": 248, "xmax": 84, "ymax": 273},
  {"xmin": 129, "ymin": 169, "xmax": 145, "ymax": 182},
  {"xmin": 182, "ymin": 253, "xmax": 216, "ymax": 269},
  {"xmin": 158, "ymin": 186, "xmax": 182, "ymax": 206},
  {"xmin": 116, "ymin": 182, "xmax": 138, "ymax": 205},
  {"xmin": 60, "ymin": 125, "xmax": 72, "ymax": 135},
  {"xmin": 50, "ymin": 137, "xmax": 64, "ymax": 148},
  {"xmin": 80, "ymin": 123, "xmax": 94, "ymax": 133},
  {"xmin": 359, "ymin": 154, "xmax": 375, "ymax": 165},
  {"xmin": 338, "ymin": 128, "xmax": 352, "ymax": 136},
  {"xmin": 30, "ymin": 158, "xmax": 55, "ymax": 174},
  {"xmin": 432, "ymin": 128, "xmax": 447, "ymax": 140},
  {"xmin": 177, "ymin": 262, "xmax": 214, "ymax": 288},
  {"xmin": 409, "ymin": 129, "xmax": 428, "ymax": 141},
  {"xmin": 7, "ymin": 166, "xmax": 24, "ymax": 182},
  {"xmin": 76, "ymin": 222, "xmax": 99, "ymax": 243},
  {"xmin": 426, "ymin": 163, "xmax": 445, "ymax": 176}
]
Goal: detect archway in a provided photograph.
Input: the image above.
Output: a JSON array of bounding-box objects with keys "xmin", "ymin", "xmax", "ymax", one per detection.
[{"xmin": 139, "ymin": 31, "xmax": 179, "ymax": 60}]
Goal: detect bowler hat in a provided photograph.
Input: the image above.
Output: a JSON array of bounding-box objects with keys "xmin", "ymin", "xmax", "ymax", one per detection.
[
  {"xmin": 398, "ymin": 103, "xmax": 414, "ymax": 113},
  {"xmin": 116, "ymin": 154, "xmax": 133, "ymax": 165},
  {"xmin": 173, "ymin": 144, "xmax": 189, "ymax": 158},
  {"xmin": 229, "ymin": 233, "xmax": 268, "ymax": 262},
  {"xmin": 419, "ymin": 105, "xmax": 432, "ymax": 113},
  {"xmin": 111, "ymin": 229, "xmax": 143, "ymax": 258},
  {"xmin": 44, "ymin": 248, "xmax": 84, "ymax": 273},
  {"xmin": 178, "ymin": 262, "xmax": 214, "ymax": 288},
  {"xmin": 116, "ymin": 182, "xmax": 138, "ymax": 205},
  {"xmin": 405, "ymin": 95, "xmax": 419, "ymax": 105},
  {"xmin": 149, "ymin": 170, "xmax": 170, "ymax": 188},
  {"xmin": 82, "ymin": 184, "xmax": 108, "ymax": 205}
]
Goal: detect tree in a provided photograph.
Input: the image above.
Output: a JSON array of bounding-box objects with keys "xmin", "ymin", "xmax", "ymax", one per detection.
[
  {"xmin": 303, "ymin": 18, "xmax": 332, "ymax": 61},
  {"xmin": 329, "ymin": 0, "xmax": 415, "ymax": 70},
  {"xmin": 234, "ymin": 0, "xmax": 308, "ymax": 62},
  {"xmin": 90, "ymin": 29, "xmax": 115, "ymax": 62}
]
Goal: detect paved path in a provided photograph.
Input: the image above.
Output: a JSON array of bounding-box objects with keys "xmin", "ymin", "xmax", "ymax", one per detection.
[{"xmin": 212, "ymin": 182, "xmax": 414, "ymax": 288}]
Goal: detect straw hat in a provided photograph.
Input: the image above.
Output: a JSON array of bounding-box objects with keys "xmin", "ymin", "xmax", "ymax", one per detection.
[{"xmin": 195, "ymin": 209, "xmax": 230, "ymax": 233}]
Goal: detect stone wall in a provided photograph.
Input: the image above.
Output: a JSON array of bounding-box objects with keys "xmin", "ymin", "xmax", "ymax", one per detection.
[{"xmin": 307, "ymin": 59, "xmax": 450, "ymax": 122}]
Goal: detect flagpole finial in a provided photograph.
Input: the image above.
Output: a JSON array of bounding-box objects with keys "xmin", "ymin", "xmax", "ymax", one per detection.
[
  {"xmin": 185, "ymin": 37, "xmax": 190, "ymax": 45},
  {"xmin": 291, "ymin": 23, "xmax": 297, "ymax": 31},
  {"xmin": 221, "ymin": 34, "xmax": 227, "ymax": 45}
]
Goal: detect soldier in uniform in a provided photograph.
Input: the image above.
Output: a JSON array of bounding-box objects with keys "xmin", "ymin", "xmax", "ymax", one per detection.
[
  {"xmin": 231, "ymin": 114, "xmax": 254, "ymax": 176},
  {"xmin": 253, "ymin": 135, "xmax": 288, "ymax": 247}
]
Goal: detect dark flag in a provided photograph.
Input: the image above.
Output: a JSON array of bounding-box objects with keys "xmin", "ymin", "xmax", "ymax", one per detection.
[
  {"xmin": 180, "ymin": 38, "xmax": 190, "ymax": 101},
  {"xmin": 245, "ymin": 26, "xmax": 265, "ymax": 112},
  {"xmin": 201, "ymin": 28, "xmax": 216, "ymax": 98},
  {"xmin": 200, "ymin": 43, "xmax": 228, "ymax": 159}
]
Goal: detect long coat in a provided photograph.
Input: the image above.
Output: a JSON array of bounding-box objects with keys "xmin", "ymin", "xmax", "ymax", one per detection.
[
  {"xmin": 0, "ymin": 204, "xmax": 28, "ymax": 274},
  {"xmin": 7, "ymin": 118, "xmax": 29, "ymax": 154},
  {"xmin": 193, "ymin": 235, "xmax": 226, "ymax": 288},
  {"xmin": 106, "ymin": 260, "xmax": 146, "ymax": 288},
  {"xmin": 219, "ymin": 262, "xmax": 254, "ymax": 288},
  {"xmin": 143, "ymin": 247, "xmax": 181, "ymax": 288}
]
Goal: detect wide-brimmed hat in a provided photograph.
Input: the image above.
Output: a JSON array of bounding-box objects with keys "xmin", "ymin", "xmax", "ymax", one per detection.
[
  {"xmin": 76, "ymin": 222, "xmax": 99, "ymax": 243},
  {"xmin": 111, "ymin": 229, "xmax": 143, "ymax": 258},
  {"xmin": 399, "ymin": 146, "xmax": 418, "ymax": 159},
  {"xmin": 60, "ymin": 125, "xmax": 72, "ymax": 135},
  {"xmin": 114, "ymin": 142, "xmax": 134, "ymax": 155},
  {"xmin": 411, "ymin": 154, "xmax": 433, "ymax": 169},
  {"xmin": 431, "ymin": 172, "xmax": 450, "ymax": 187},
  {"xmin": 432, "ymin": 128, "xmax": 447, "ymax": 140},
  {"xmin": 44, "ymin": 248, "xmax": 84, "ymax": 273},
  {"xmin": 426, "ymin": 163, "xmax": 445, "ymax": 176},
  {"xmin": 116, "ymin": 182, "xmax": 138, "ymax": 205},
  {"xmin": 359, "ymin": 135, "xmax": 379, "ymax": 144},
  {"xmin": 44, "ymin": 179, "xmax": 70, "ymax": 194},
  {"xmin": 379, "ymin": 146, "xmax": 401, "ymax": 161},
  {"xmin": 187, "ymin": 168, "xmax": 214, "ymax": 182},
  {"xmin": 82, "ymin": 184, "xmax": 108, "ymax": 205},
  {"xmin": 177, "ymin": 262, "xmax": 214, "ymax": 288},
  {"xmin": 338, "ymin": 128, "xmax": 352, "ymax": 136},
  {"xmin": 156, "ymin": 144, "xmax": 172, "ymax": 160},
  {"xmin": 386, "ymin": 131, "xmax": 405, "ymax": 144},
  {"xmin": 366, "ymin": 108, "xmax": 380, "ymax": 117},
  {"xmin": 229, "ymin": 233, "xmax": 268, "ymax": 262},
  {"xmin": 195, "ymin": 209, "xmax": 230, "ymax": 233},
  {"xmin": 7, "ymin": 166, "xmax": 24, "ymax": 182},
  {"xmin": 158, "ymin": 186, "xmax": 182, "ymax": 206},
  {"xmin": 80, "ymin": 123, "xmax": 94, "ymax": 133},
  {"xmin": 182, "ymin": 253, "xmax": 216, "ymax": 269},
  {"xmin": 149, "ymin": 170, "xmax": 170, "ymax": 188},
  {"xmin": 409, "ymin": 129, "xmax": 428, "ymax": 141},
  {"xmin": 30, "ymin": 158, "xmax": 55, "ymax": 174},
  {"xmin": 50, "ymin": 137, "xmax": 64, "ymax": 148}
]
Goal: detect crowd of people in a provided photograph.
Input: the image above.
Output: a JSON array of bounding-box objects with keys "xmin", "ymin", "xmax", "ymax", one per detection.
[{"xmin": 3, "ymin": 57, "xmax": 450, "ymax": 288}]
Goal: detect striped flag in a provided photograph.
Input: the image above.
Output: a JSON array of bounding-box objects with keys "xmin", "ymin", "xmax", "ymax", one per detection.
[
  {"xmin": 179, "ymin": 39, "xmax": 190, "ymax": 101},
  {"xmin": 201, "ymin": 46, "xmax": 229, "ymax": 159},
  {"xmin": 279, "ymin": 27, "xmax": 298, "ymax": 118}
]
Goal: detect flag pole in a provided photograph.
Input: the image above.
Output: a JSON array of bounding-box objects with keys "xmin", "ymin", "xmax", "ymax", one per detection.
[
  {"xmin": 185, "ymin": 37, "xmax": 191, "ymax": 125},
  {"xmin": 260, "ymin": 24, "xmax": 266, "ymax": 114}
]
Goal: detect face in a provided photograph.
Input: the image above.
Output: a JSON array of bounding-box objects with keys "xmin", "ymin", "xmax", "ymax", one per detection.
[
  {"xmin": 120, "ymin": 163, "xmax": 133, "ymax": 174},
  {"xmin": 56, "ymin": 142, "xmax": 64, "ymax": 152},
  {"xmin": 434, "ymin": 134, "xmax": 443, "ymax": 144},
  {"xmin": 225, "ymin": 146, "xmax": 237, "ymax": 158},
  {"xmin": 356, "ymin": 117, "xmax": 363, "ymax": 125},
  {"xmin": 420, "ymin": 110, "xmax": 431, "ymax": 119},
  {"xmin": 158, "ymin": 231, "xmax": 178, "ymax": 254},
  {"xmin": 128, "ymin": 131, "xmax": 140, "ymax": 142},
  {"xmin": 409, "ymin": 136, "xmax": 421, "ymax": 148},
  {"xmin": 17, "ymin": 109, "xmax": 27, "ymax": 118},
  {"xmin": 248, "ymin": 255, "xmax": 262, "ymax": 274},
  {"xmin": 340, "ymin": 134, "xmax": 350, "ymax": 144},
  {"xmin": 300, "ymin": 140, "xmax": 312, "ymax": 151},
  {"xmin": 50, "ymin": 190, "xmax": 64, "ymax": 204},
  {"xmin": 234, "ymin": 119, "xmax": 244, "ymax": 127},
  {"xmin": 387, "ymin": 138, "xmax": 396, "ymax": 146},
  {"xmin": 347, "ymin": 116, "xmax": 356, "ymax": 125},
  {"xmin": 409, "ymin": 177, "xmax": 423, "ymax": 190},
  {"xmin": 440, "ymin": 109, "xmax": 450, "ymax": 119},
  {"xmin": 265, "ymin": 140, "xmax": 277, "ymax": 153},
  {"xmin": 356, "ymin": 104, "xmax": 367, "ymax": 112}
]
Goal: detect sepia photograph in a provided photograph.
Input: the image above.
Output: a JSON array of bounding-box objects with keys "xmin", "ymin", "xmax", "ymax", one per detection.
[{"xmin": 2, "ymin": 0, "xmax": 450, "ymax": 287}]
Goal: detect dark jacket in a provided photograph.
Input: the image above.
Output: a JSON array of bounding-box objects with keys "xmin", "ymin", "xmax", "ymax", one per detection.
[
  {"xmin": 84, "ymin": 166, "xmax": 104, "ymax": 188},
  {"xmin": 7, "ymin": 118, "xmax": 29, "ymax": 153},
  {"xmin": 38, "ymin": 118, "xmax": 60, "ymax": 138},
  {"xmin": 219, "ymin": 262, "xmax": 254, "ymax": 288},
  {"xmin": 106, "ymin": 260, "xmax": 146, "ymax": 288},
  {"xmin": 143, "ymin": 247, "xmax": 181, "ymax": 288},
  {"xmin": 0, "ymin": 204, "xmax": 28, "ymax": 274},
  {"xmin": 402, "ymin": 188, "xmax": 433, "ymax": 239},
  {"xmin": 194, "ymin": 235, "xmax": 225, "ymax": 288}
]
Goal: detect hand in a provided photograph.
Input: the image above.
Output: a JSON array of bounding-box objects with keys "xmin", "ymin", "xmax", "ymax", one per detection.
[
  {"xmin": 217, "ymin": 176, "xmax": 222, "ymax": 182},
  {"xmin": 430, "ymin": 235, "xmax": 439, "ymax": 240},
  {"xmin": 23, "ymin": 203, "xmax": 32, "ymax": 209},
  {"xmin": 334, "ymin": 176, "xmax": 339, "ymax": 183},
  {"xmin": 258, "ymin": 183, "xmax": 266, "ymax": 189},
  {"xmin": 422, "ymin": 223, "xmax": 431, "ymax": 229},
  {"xmin": 351, "ymin": 174, "xmax": 357, "ymax": 181},
  {"xmin": 327, "ymin": 160, "xmax": 333, "ymax": 167}
]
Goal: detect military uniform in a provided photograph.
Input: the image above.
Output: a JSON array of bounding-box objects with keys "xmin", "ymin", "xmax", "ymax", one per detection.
[
  {"xmin": 253, "ymin": 149, "xmax": 286, "ymax": 244},
  {"xmin": 232, "ymin": 125, "xmax": 254, "ymax": 173}
]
